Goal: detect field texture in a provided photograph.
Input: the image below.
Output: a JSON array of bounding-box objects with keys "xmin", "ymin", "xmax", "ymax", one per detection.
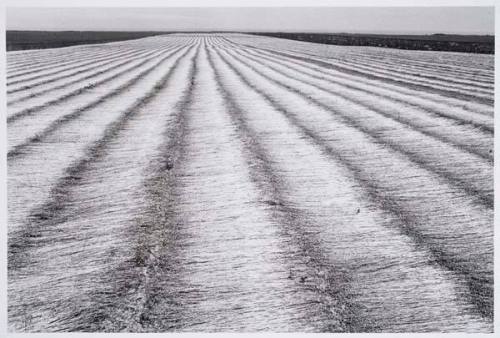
[{"xmin": 7, "ymin": 34, "xmax": 494, "ymax": 332}]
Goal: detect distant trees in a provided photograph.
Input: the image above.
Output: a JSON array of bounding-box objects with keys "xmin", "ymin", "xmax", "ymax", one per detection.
[
  {"xmin": 251, "ymin": 32, "xmax": 494, "ymax": 54},
  {"xmin": 6, "ymin": 31, "xmax": 169, "ymax": 51}
]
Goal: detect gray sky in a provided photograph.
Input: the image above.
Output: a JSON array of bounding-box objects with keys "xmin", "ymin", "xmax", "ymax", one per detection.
[{"xmin": 6, "ymin": 7, "xmax": 495, "ymax": 34}]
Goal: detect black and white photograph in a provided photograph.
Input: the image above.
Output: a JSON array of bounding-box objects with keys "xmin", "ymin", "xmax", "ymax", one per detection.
[{"xmin": 1, "ymin": 0, "xmax": 497, "ymax": 334}]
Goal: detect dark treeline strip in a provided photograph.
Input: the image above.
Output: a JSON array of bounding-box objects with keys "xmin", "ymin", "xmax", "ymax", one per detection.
[
  {"xmin": 250, "ymin": 32, "xmax": 494, "ymax": 54},
  {"xmin": 6, "ymin": 30, "xmax": 171, "ymax": 51}
]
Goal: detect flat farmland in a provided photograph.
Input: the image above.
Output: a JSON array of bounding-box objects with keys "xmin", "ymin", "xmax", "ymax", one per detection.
[{"xmin": 7, "ymin": 33, "xmax": 494, "ymax": 332}]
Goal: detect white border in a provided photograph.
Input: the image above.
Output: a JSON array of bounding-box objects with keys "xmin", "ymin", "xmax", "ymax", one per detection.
[
  {"xmin": 2, "ymin": 0, "xmax": 497, "ymax": 7},
  {"xmin": 0, "ymin": 1, "xmax": 497, "ymax": 338}
]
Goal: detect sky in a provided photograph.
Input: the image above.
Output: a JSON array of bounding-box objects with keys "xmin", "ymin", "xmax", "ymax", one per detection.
[{"xmin": 6, "ymin": 7, "xmax": 495, "ymax": 34}]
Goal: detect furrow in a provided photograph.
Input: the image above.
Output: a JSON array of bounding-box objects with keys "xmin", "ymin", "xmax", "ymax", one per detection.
[
  {"xmin": 7, "ymin": 47, "xmax": 135, "ymax": 83},
  {"xmin": 7, "ymin": 43, "xmax": 194, "ymax": 254},
  {"xmin": 341, "ymin": 54, "xmax": 494, "ymax": 88},
  {"xmin": 7, "ymin": 44, "xmax": 180, "ymax": 126},
  {"xmin": 226, "ymin": 39, "xmax": 493, "ymax": 106},
  {"xmin": 208, "ymin": 42, "xmax": 492, "ymax": 332},
  {"xmin": 317, "ymin": 48, "xmax": 495, "ymax": 82},
  {"xmin": 7, "ymin": 42, "xmax": 198, "ymax": 333},
  {"xmin": 229, "ymin": 45, "xmax": 493, "ymax": 161},
  {"xmin": 220, "ymin": 48, "xmax": 493, "ymax": 208},
  {"xmin": 6, "ymin": 45, "xmax": 176, "ymax": 107},
  {"xmin": 311, "ymin": 53, "xmax": 494, "ymax": 96},
  {"xmin": 324, "ymin": 50, "xmax": 494, "ymax": 78},
  {"xmin": 226, "ymin": 35, "xmax": 494, "ymax": 73},
  {"xmin": 7, "ymin": 46, "xmax": 179, "ymax": 157},
  {"xmin": 7, "ymin": 33, "xmax": 495, "ymax": 333},
  {"xmin": 7, "ymin": 38, "xmax": 189, "ymax": 92},
  {"xmin": 214, "ymin": 45, "xmax": 493, "ymax": 320},
  {"xmin": 6, "ymin": 41, "xmax": 135, "ymax": 69},
  {"xmin": 6, "ymin": 37, "xmax": 171, "ymax": 77},
  {"xmin": 6, "ymin": 37, "xmax": 168, "ymax": 71},
  {"xmin": 84, "ymin": 42, "xmax": 202, "ymax": 332},
  {"xmin": 7, "ymin": 47, "xmax": 122, "ymax": 75},
  {"xmin": 7, "ymin": 47, "xmax": 154, "ymax": 96},
  {"xmin": 207, "ymin": 43, "xmax": 362, "ymax": 332},
  {"xmin": 130, "ymin": 41, "xmax": 321, "ymax": 332},
  {"xmin": 7, "ymin": 38, "xmax": 196, "ymax": 110},
  {"xmin": 220, "ymin": 37, "xmax": 494, "ymax": 119}
]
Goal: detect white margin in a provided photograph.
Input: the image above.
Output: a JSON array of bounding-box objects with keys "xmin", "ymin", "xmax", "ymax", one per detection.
[{"xmin": 0, "ymin": 1, "xmax": 497, "ymax": 338}]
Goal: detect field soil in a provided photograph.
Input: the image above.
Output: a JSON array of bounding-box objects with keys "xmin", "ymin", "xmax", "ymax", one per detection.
[{"xmin": 7, "ymin": 33, "xmax": 494, "ymax": 332}]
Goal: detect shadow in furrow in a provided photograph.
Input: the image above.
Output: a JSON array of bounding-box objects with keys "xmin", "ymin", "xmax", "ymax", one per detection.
[
  {"xmin": 8, "ymin": 45, "xmax": 195, "ymax": 272},
  {"xmin": 299, "ymin": 51, "xmax": 494, "ymax": 97},
  {"xmin": 227, "ymin": 46, "xmax": 493, "ymax": 161},
  {"xmin": 330, "ymin": 52, "xmax": 494, "ymax": 90},
  {"xmin": 7, "ymin": 45, "xmax": 182, "ymax": 125},
  {"xmin": 7, "ymin": 47, "xmax": 138, "ymax": 85},
  {"xmin": 43, "ymin": 43, "xmax": 202, "ymax": 333},
  {"xmin": 7, "ymin": 46, "xmax": 188, "ymax": 160},
  {"xmin": 221, "ymin": 37, "xmax": 494, "ymax": 134},
  {"xmin": 7, "ymin": 47, "xmax": 155, "ymax": 99},
  {"xmin": 95, "ymin": 44, "xmax": 200, "ymax": 332},
  {"xmin": 222, "ymin": 37, "xmax": 493, "ymax": 106},
  {"xmin": 206, "ymin": 44, "xmax": 364, "ymax": 332},
  {"xmin": 218, "ymin": 48, "xmax": 493, "ymax": 209},
  {"xmin": 213, "ymin": 46, "xmax": 493, "ymax": 320},
  {"xmin": 221, "ymin": 37, "xmax": 494, "ymax": 120},
  {"xmin": 7, "ymin": 48, "xmax": 110, "ymax": 74}
]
